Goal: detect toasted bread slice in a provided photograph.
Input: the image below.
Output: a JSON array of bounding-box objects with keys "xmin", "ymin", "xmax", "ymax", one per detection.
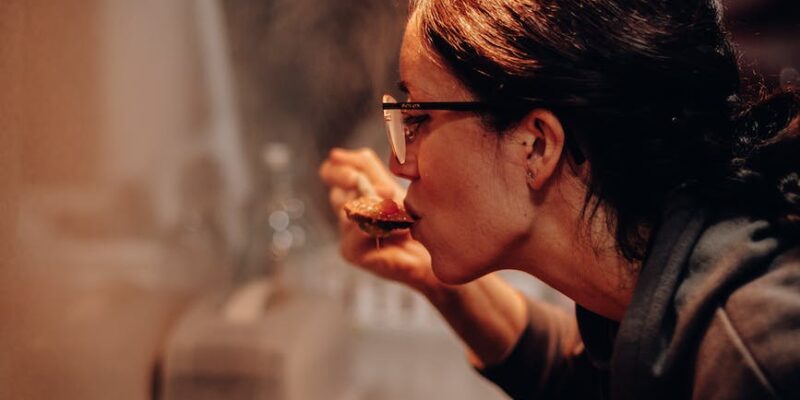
[{"xmin": 344, "ymin": 197, "xmax": 414, "ymax": 237}]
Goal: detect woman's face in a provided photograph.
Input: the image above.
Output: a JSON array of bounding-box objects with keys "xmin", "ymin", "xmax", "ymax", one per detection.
[{"xmin": 390, "ymin": 18, "xmax": 535, "ymax": 284}]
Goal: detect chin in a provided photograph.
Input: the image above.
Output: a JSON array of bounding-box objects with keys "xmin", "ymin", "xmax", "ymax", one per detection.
[{"xmin": 430, "ymin": 255, "xmax": 484, "ymax": 285}]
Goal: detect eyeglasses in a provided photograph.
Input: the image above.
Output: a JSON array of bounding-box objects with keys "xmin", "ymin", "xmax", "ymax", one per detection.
[
  {"xmin": 381, "ymin": 94, "xmax": 586, "ymax": 165},
  {"xmin": 383, "ymin": 94, "xmax": 487, "ymax": 164}
]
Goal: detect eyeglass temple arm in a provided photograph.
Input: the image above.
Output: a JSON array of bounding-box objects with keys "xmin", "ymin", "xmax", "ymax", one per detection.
[
  {"xmin": 382, "ymin": 101, "xmax": 487, "ymax": 111},
  {"xmin": 383, "ymin": 101, "xmax": 586, "ymax": 164}
]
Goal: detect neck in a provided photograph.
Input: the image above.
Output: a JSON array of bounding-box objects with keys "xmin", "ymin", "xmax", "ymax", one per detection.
[
  {"xmin": 516, "ymin": 240, "xmax": 638, "ymax": 321},
  {"xmin": 508, "ymin": 195, "xmax": 641, "ymax": 322}
]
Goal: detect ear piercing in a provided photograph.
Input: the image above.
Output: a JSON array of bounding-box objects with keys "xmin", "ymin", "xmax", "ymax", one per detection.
[{"xmin": 526, "ymin": 170, "xmax": 536, "ymax": 185}]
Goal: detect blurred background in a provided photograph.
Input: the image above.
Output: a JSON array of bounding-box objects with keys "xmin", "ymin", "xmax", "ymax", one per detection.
[{"xmin": 0, "ymin": 0, "xmax": 796, "ymax": 399}]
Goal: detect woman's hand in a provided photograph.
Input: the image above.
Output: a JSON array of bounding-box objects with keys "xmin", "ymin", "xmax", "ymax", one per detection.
[{"xmin": 319, "ymin": 148, "xmax": 438, "ymax": 292}]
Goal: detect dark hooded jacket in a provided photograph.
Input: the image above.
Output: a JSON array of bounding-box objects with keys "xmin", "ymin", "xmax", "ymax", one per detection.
[{"xmin": 479, "ymin": 197, "xmax": 800, "ymax": 399}]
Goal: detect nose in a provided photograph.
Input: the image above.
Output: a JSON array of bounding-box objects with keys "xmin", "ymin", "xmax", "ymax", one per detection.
[{"xmin": 389, "ymin": 143, "xmax": 420, "ymax": 181}]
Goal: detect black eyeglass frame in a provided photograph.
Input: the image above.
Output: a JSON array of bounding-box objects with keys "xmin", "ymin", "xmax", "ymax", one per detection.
[
  {"xmin": 382, "ymin": 101, "xmax": 487, "ymax": 112},
  {"xmin": 381, "ymin": 100, "xmax": 586, "ymax": 165}
]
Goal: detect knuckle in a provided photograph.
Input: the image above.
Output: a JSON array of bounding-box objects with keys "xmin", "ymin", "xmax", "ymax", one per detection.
[{"xmin": 357, "ymin": 148, "xmax": 378, "ymax": 162}]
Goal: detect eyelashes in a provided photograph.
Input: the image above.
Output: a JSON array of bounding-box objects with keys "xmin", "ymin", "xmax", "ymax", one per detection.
[{"xmin": 403, "ymin": 114, "xmax": 430, "ymax": 131}]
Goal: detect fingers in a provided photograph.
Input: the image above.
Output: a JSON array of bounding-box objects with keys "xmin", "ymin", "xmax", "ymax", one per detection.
[
  {"xmin": 319, "ymin": 159, "xmax": 361, "ymax": 192},
  {"xmin": 339, "ymin": 227, "xmax": 415, "ymax": 269},
  {"xmin": 320, "ymin": 147, "xmax": 410, "ymax": 263},
  {"xmin": 329, "ymin": 148, "xmax": 399, "ymax": 197},
  {"xmin": 340, "ymin": 230, "xmax": 432, "ymax": 289},
  {"xmin": 320, "ymin": 147, "xmax": 405, "ymax": 202},
  {"xmin": 338, "ymin": 223, "xmax": 375, "ymax": 264},
  {"xmin": 374, "ymin": 184, "xmax": 397, "ymax": 201},
  {"xmin": 329, "ymin": 186, "xmax": 358, "ymax": 211}
]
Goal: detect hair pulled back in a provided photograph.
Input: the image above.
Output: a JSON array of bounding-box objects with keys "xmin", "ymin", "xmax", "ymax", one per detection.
[{"xmin": 411, "ymin": 0, "xmax": 800, "ymax": 260}]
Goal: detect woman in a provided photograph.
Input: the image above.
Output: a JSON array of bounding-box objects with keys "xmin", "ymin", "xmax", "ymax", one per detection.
[{"xmin": 320, "ymin": 0, "xmax": 800, "ymax": 398}]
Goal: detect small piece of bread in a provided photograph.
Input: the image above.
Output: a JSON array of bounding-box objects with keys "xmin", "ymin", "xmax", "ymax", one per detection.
[{"xmin": 344, "ymin": 196, "xmax": 414, "ymax": 237}]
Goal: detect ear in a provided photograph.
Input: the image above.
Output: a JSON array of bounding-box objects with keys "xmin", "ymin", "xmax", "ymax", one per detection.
[{"xmin": 519, "ymin": 109, "xmax": 566, "ymax": 190}]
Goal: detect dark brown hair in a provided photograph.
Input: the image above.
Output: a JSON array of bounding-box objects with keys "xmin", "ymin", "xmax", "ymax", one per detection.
[{"xmin": 410, "ymin": 0, "xmax": 800, "ymax": 260}]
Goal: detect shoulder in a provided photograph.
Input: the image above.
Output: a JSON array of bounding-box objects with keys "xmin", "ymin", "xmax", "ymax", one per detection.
[{"xmin": 691, "ymin": 227, "xmax": 800, "ymax": 399}]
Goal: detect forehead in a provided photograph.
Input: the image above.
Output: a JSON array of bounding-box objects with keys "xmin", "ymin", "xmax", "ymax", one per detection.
[{"xmin": 399, "ymin": 16, "xmax": 473, "ymax": 101}]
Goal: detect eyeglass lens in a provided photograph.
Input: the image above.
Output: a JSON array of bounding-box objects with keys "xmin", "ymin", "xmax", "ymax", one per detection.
[{"xmin": 382, "ymin": 94, "xmax": 406, "ymax": 164}]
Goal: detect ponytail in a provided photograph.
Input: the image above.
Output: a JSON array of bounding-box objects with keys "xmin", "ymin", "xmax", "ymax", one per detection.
[{"xmin": 728, "ymin": 89, "xmax": 800, "ymax": 228}]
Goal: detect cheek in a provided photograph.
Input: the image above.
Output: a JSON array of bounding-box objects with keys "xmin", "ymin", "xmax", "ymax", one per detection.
[
  {"xmin": 416, "ymin": 129, "xmax": 487, "ymax": 221},
  {"xmin": 415, "ymin": 132, "xmax": 530, "ymax": 282},
  {"xmin": 418, "ymin": 126, "xmax": 527, "ymax": 229}
]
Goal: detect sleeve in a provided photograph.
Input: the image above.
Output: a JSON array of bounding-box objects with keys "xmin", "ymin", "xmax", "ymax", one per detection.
[{"xmin": 476, "ymin": 300, "xmax": 609, "ymax": 399}]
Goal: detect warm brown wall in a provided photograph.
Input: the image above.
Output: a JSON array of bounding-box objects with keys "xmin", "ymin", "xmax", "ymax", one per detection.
[
  {"xmin": 1, "ymin": 1, "xmax": 103, "ymax": 397},
  {"xmin": 0, "ymin": 1, "xmax": 23, "ymax": 240},
  {"xmin": 0, "ymin": 11, "xmax": 24, "ymax": 393},
  {"xmin": 16, "ymin": 0, "xmax": 102, "ymax": 185}
]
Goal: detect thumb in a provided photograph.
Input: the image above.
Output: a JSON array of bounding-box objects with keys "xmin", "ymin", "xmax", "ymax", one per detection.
[{"xmin": 375, "ymin": 183, "xmax": 397, "ymax": 200}]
